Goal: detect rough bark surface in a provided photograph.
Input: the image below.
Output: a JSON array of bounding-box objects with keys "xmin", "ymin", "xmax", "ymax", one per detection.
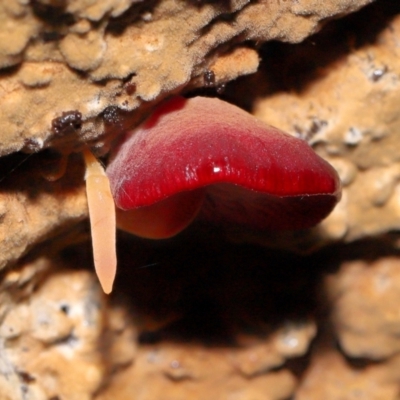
[{"xmin": 3, "ymin": 1, "xmax": 400, "ymax": 399}]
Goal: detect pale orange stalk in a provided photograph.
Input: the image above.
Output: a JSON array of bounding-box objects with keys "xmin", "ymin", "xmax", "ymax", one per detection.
[{"xmin": 83, "ymin": 149, "xmax": 116, "ymax": 294}]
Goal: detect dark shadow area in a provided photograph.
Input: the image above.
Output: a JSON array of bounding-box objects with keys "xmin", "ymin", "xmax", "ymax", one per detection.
[
  {"xmin": 61, "ymin": 228, "xmax": 400, "ymax": 347},
  {"xmin": 111, "ymin": 228, "xmax": 321, "ymax": 345},
  {"xmin": 312, "ymin": 233, "xmax": 400, "ymax": 275}
]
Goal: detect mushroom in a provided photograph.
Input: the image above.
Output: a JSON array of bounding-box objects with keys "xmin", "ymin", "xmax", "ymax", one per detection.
[
  {"xmin": 107, "ymin": 96, "xmax": 341, "ymax": 236},
  {"xmin": 87, "ymin": 96, "xmax": 341, "ymax": 293}
]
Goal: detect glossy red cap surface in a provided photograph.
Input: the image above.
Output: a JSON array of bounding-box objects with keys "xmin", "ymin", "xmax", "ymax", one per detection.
[{"xmin": 107, "ymin": 96, "xmax": 341, "ymax": 237}]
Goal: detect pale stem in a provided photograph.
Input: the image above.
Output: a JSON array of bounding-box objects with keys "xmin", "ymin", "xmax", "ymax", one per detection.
[{"xmin": 83, "ymin": 149, "xmax": 117, "ymax": 294}]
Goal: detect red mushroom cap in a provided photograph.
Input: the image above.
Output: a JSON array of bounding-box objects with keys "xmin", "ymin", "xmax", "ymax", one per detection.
[{"xmin": 107, "ymin": 96, "xmax": 341, "ymax": 238}]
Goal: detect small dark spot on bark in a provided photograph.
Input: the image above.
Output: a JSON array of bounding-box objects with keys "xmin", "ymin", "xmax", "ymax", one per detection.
[
  {"xmin": 125, "ymin": 82, "xmax": 136, "ymax": 95},
  {"xmin": 60, "ymin": 304, "xmax": 70, "ymax": 314},
  {"xmin": 51, "ymin": 110, "xmax": 82, "ymax": 136},
  {"xmin": 204, "ymin": 70, "xmax": 215, "ymax": 87},
  {"xmin": 18, "ymin": 371, "xmax": 36, "ymax": 384},
  {"xmin": 102, "ymin": 106, "xmax": 122, "ymax": 127}
]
